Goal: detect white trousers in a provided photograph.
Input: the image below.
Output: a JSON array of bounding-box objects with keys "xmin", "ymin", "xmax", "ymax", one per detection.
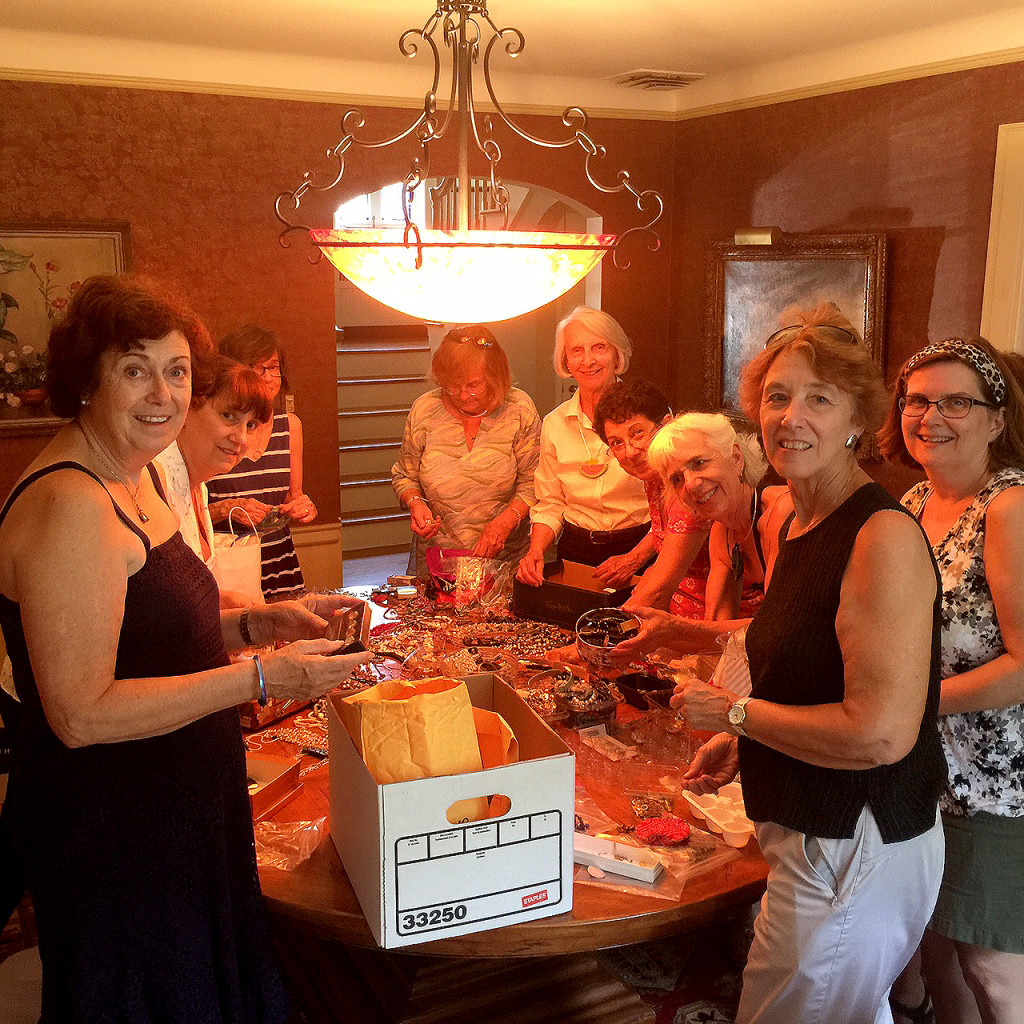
[{"xmin": 737, "ymin": 805, "xmax": 943, "ymax": 1024}]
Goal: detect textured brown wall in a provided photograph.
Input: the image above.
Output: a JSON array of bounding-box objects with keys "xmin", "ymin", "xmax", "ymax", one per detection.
[
  {"xmin": 667, "ymin": 60, "xmax": 1024, "ymax": 495},
  {"xmin": 0, "ymin": 80, "xmax": 673, "ymax": 511},
  {"xmin": 3, "ymin": 62, "xmax": 1024, "ymax": 506}
]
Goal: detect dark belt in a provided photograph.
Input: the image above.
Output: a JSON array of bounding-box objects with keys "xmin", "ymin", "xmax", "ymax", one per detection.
[{"xmin": 561, "ymin": 520, "xmax": 649, "ymax": 546}]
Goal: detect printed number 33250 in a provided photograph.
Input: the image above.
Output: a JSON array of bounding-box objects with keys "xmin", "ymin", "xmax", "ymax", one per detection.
[{"xmin": 402, "ymin": 904, "xmax": 468, "ymax": 930}]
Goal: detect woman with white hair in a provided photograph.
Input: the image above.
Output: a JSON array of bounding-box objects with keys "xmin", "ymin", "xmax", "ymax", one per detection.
[
  {"xmin": 516, "ymin": 307, "xmax": 649, "ymax": 586},
  {"xmin": 615, "ymin": 411, "xmax": 787, "ymax": 654}
]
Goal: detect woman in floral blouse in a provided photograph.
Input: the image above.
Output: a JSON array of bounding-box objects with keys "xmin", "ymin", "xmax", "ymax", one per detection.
[
  {"xmin": 392, "ymin": 325, "xmax": 540, "ymax": 577},
  {"xmin": 881, "ymin": 337, "xmax": 1024, "ymax": 1024}
]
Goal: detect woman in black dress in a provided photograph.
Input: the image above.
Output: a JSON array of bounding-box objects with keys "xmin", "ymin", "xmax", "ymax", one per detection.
[{"xmin": 0, "ymin": 275, "xmax": 366, "ymax": 1022}]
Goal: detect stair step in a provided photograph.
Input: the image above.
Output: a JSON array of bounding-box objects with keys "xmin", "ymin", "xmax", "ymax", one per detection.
[
  {"xmin": 337, "ymin": 438, "xmax": 402, "ymax": 452},
  {"xmin": 337, "ymin": 375, "xmax": 425, "ymax": 386},
  {"xmin": 341, "ymin": 508, "xmax": 409, "ymax": 526},
  {"xmin": 338, "ymin": 406, "xmax": 412, "ymax": 418},
  {"xmin": 339, "ymin": 474, "xmax": 392, "ymax": 488}
]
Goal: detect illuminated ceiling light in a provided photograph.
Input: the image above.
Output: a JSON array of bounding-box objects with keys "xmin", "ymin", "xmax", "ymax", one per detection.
[{"xmin": 276, "ymin": 0, "xmax": 663, "ymax": 325}]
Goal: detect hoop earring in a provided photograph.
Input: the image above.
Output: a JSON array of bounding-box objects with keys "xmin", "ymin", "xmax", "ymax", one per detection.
[{"xmin": 845, "ymin": 433, "xmax": 859, "ymax": 450}]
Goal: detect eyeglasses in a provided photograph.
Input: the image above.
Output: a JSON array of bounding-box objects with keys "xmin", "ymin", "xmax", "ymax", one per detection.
[
  {"xmin": 252, "ymin": 362, "xmax": 282, "ymax": 379},
  {"xmin": 898, "ymin": 394, "xmax": 996, "ymax": 419},
  {"xmin": 606, "ymin": 423, "xmax": 655, "ymax": 455},
  {"xmin": 442, "ymin": 381, "xmax": 486, "ymax": 397},
  {"xmin": 763, "ymin": 324, "xmax": 859, "ymax": 348}
]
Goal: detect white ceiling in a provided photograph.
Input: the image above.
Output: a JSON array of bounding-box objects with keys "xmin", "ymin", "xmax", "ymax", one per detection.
[{"xmin": 2, "ymin": 0, "xmax": 1024, "ymax": 115}]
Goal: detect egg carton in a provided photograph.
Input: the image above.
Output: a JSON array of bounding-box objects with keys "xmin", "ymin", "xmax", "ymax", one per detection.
[{"xmin": 682, "ymin": 780, "xmax": 754, "ymax": 848}]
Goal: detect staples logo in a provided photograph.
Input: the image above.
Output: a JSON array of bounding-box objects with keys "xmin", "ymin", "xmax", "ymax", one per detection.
[{"xmin": 522, "ymin": 889, "xmax": 548, "ymax": 908}]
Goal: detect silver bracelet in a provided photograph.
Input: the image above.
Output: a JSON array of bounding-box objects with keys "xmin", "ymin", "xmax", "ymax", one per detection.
[
  {"xmin": 253, "ymin": 653, "xmax": 268, "ymax": 707},
  {"xmin": 508, "ymin": 505, "xmax": 523, "ymax": 526}
]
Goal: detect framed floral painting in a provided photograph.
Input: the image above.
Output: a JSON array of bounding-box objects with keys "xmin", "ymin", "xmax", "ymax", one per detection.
[{"xmin": 0, "ymin": 221, "xmax": 132, "ymax": 436}]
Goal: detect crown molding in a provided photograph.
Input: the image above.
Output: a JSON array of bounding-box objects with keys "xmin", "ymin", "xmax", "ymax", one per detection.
[{"xmin": 1, "ymin": 46, "xmax": 1021, "ymax": 123}]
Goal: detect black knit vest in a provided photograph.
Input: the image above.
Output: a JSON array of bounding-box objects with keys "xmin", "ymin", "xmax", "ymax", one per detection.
[{"xmin": 741, "ymin": 483, "xmax": 947, "ymax": 842}]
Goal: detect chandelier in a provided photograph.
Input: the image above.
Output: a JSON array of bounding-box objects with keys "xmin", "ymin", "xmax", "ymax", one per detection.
[{"xmin": 275, "ymin": 0, "xmax": 663, "ymax": 324}]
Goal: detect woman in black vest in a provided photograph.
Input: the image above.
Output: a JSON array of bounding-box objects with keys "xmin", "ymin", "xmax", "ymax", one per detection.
[{"xmin": 666, "ymin": 303, "xmax": 947, "ymax": 1024}]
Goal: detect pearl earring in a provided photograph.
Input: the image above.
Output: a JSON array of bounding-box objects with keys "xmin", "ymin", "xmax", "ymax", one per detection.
[
  {"xmin": 80, "ymin": 397, "xmax": 89, "ymax": 406},
  {"xmin": 845, "ymin": 433, "xmax": 859, "ymax": 449}
]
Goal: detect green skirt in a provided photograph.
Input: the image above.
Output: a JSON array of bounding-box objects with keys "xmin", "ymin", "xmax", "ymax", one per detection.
[{"xmin": 930, "ymin": 810, "xmax": 1024, "ymax": 953}]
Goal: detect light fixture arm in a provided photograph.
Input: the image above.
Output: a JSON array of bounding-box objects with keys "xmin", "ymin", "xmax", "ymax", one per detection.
[{"xmin": 275, "ymin": 0, "xmax": 662, "ymax": 271}]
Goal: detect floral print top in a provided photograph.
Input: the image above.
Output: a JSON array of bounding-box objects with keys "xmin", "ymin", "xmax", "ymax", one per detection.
[{"xmin": 903, "ymin": 467, "xmax": 1024, "ymax": 817}]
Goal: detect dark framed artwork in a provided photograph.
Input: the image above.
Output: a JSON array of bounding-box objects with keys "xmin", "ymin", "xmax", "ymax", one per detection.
[
  {"xmin": 0, "ymin": 221, "xmax": 132, "ymax": 436},
  {"xmin": 703, "ymin": 233, "xmax": 887, "ymax": 410}
]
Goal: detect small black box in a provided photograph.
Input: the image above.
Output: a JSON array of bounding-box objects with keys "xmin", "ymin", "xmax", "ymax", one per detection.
[{"xmin": 512, "ymin": 559, "xmax": 633, "ymax": 629}]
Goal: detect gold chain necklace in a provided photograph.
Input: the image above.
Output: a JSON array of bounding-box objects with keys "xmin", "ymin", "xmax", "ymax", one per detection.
[{"xmin": 78, "ymin": 422, "xmax": 150, "ymax": 524}]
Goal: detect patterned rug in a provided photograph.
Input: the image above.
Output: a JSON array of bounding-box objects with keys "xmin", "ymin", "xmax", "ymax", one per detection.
[{"xmin": 599, "ymin": 913, "xmax": 755, "ymax": 1024}]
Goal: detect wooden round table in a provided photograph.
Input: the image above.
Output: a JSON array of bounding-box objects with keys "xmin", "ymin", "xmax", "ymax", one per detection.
[{"xmin": 258, "ymin": 744, "xmax": 767, "ymax": 1024}]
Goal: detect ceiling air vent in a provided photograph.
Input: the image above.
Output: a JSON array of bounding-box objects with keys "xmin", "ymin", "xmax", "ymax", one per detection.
[{"xmin": 609, "ymin": 69, "xmax": 705, "ymax": 91}]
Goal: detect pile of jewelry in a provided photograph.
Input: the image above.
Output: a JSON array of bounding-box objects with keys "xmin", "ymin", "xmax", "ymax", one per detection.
[{"xmin": 553, "ymin": 676, "xmax": 617, "ymax": 728}]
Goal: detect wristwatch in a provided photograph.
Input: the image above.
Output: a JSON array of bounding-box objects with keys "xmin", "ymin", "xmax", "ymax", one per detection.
[{"xmin": 728, "ymin": 697, "xmax": 752, "ymax": 738}]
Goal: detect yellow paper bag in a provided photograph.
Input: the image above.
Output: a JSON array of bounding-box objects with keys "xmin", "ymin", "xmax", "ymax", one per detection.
[
  {"xmin": 338, "ymin": 677, "xmax": 483, "ymax": 785},
  {"xmin": 444, "ymin": 707, "xmax": 521, "ymax": 823}
]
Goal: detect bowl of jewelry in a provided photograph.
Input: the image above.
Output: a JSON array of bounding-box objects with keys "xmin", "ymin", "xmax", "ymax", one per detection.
[
  {"xmin": 552, "ymin": 675, "xmax": 617, "ymax": 729},
  {"xmin": 574, "ymin": 608, "xmax": 641, "ymax": 669}
]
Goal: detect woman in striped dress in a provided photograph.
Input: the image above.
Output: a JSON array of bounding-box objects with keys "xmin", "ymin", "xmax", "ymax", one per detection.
[{"xmin": 207, "ymin": 327, "xmax": 312, "ymax": 599}]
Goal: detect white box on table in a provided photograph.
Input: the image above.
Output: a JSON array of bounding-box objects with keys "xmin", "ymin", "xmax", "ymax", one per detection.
[{"xmin": 326, "ymin": 673, "xmax": 575, "ymax": 949}]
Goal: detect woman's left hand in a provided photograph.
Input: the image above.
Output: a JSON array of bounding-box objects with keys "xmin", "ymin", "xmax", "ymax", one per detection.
[
  {"xmin": 670, "ymin": 677, "xmax": 734, "ymax": 732},
  {"xmin": 281, "ymin": 494, "xmax": 317, "ymax": 523},
  {"xmin": 255, "ymin": 594, "xmax": 366, "ymax": 642},
  {"xmin": 593, "ymin": 551, "xmax": 642, "ymax": 587},
  {"xmin": 471, "ymin": 519, "xmax": 512, "ymax": 559},
  {"xmin": 682, "ymin": 733, "xmax": 740, "ymax": 794}
]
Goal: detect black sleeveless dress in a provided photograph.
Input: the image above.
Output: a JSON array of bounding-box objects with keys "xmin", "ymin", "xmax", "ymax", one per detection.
[{"xmin": 0, "ymin": 462, "xmax": 288, "ymax": 1023}]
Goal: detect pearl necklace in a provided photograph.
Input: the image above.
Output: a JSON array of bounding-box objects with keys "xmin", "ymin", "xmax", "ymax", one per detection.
[{"xmin": 78, "ymin": 422, "xmax": 150, "ymax": 524}]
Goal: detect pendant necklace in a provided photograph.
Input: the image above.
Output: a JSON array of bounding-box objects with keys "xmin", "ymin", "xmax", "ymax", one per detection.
[
  {"xmin": 78, "ymin": 422, "xmax": 150, "ymax": 524},
  {"xmin": 577, "ymin": 420, "xmax": 608, "ymax": 479},
  {"xmin": 729, "ymin": 487, "xmax": 758, "ymax": 581}
]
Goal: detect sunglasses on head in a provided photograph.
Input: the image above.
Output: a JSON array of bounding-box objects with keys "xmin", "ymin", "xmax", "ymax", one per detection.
[
  {"xmin": 763, "ymin": 324, "xmax": 859, "ymax": 349},
  {"xmin": 448, "ymin": 331, "xmax": 493, "ymax": 349}
]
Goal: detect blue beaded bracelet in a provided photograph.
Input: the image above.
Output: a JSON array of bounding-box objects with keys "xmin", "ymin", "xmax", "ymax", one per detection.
[{"xmin": 253, "ymin": 653, "xmax": 268, "ymax": 707}]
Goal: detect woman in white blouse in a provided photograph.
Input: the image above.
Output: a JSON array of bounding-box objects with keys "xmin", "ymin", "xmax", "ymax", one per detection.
[
  {"xmin": 516, "ymin": 307, "xmax": 650, "ymax": 587},
  {"xmin": 154, "ymin": 354, "xmax": 271, "ymax": 604}
]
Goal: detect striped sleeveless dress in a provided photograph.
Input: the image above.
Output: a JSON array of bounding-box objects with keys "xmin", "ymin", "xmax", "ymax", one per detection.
[{"xmin": 206, "ymin": 411, "xmax": 305, "ymax": 599}]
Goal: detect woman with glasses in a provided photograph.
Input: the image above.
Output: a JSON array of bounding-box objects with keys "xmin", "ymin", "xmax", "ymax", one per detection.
[
  {"xmin": 880, "ymin": 338, "xmax": 1024, "ymax": 1024},
  {"xmin": 392, "ymin": 325, "xmax": 540, "ymax": 577},
  {"xmin": 516, "ymin": 307, "xmax": 649, "ymax": 587},
  {"xmin": 590, "ymin": 380, "xmax": 714, "ymax": 617},
  {"xmin": 622, "ymin": 303, "xmax": 946, "ymax": 1024},
  {"xmin": 611, "ymin": 409, "xmax": 781, "ymax": 644},
  {"xmin": 207, "ymin": 326, "xmax": 310, "ymax": 599}
]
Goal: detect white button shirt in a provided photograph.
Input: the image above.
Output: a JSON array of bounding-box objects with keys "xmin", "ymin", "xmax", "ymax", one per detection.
[{"xmin": 530, "ymin": 389, "xmax": 649, "ymax": 537}]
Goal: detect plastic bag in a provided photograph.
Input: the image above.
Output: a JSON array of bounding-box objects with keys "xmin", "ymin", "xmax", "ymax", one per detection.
[
  {"xmin": 712, "ymin": 626, "xmax": 751, "ymax": 697},
  {"xmin": 253, "ymin": 816, "xmax": 325, "ymax": 870},
  {"xmin": 425, "ymin": 547, "xmax": 511, "ymax": 612}
]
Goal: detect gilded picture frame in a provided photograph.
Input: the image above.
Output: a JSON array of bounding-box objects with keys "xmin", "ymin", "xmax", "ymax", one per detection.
[
  {"xmin": 0, "ymin": 221, "xmax": 132, "ymax": 437},
  {"xmin": 703, "ymin": 232, "xmax": 887, "ymax": 411}
]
